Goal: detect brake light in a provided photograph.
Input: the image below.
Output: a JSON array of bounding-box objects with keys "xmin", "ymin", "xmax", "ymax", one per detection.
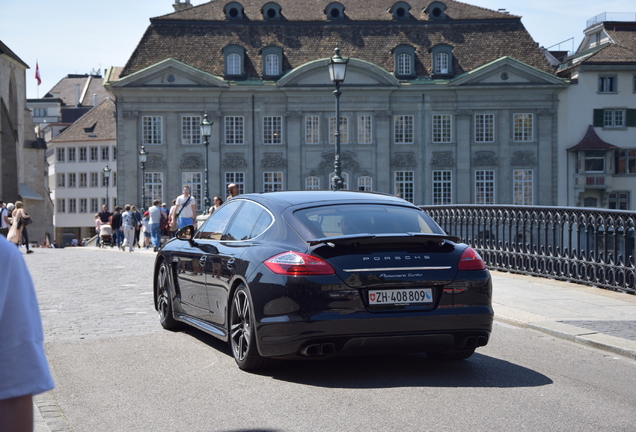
[
  {"xmin": 457, "ymin": 247, "xmax": 486, "ymax": 271},
  {"xmin": 264, "ymin": 252, "xmax": 335, "ymax": 276}
]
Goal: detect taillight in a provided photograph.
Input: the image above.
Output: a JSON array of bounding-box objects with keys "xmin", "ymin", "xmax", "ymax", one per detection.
[
  {"xmin": 457, "ymin": 247, "xmax": 486, "ymax": 271},
  {"xmin": 264, "ymin": 252, "xmax": 335, "ymax": 276}
]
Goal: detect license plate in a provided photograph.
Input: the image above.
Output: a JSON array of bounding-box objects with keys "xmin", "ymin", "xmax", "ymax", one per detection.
[{"xmin": 368, "ymin": 288, "xmax": 433, "ymax": 305}]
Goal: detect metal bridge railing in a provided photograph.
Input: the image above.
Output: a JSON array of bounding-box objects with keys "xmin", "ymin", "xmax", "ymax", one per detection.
[{"xmin": 420, "ymin": 205, "xmax": 635, "ymax": 295}]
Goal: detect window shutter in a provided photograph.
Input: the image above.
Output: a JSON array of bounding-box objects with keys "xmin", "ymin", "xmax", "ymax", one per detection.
[
  {"xmin": 593, "ymin": 109, "xmax": 604, "ymax": 127},
  {"xmin": 626, "ymin": 109, "xmax": 636, "ymax": 127}
]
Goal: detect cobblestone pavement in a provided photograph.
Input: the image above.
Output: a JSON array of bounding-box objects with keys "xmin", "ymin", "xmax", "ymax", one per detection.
[
  {"xmin": 560, "ymin": 321, "xmax": 636, "ymax": 342},
  {"xmin": 26, "ymin": 247, "xmax": 160, "ymax": 341}
]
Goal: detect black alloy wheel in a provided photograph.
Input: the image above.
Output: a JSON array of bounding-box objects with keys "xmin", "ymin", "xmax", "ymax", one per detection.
[
  {"xmin": 156, "ymin": 261, "xmax": 180, "ymax": 330},
  {"xmin": 229, "ymin": 284, "xmax": 268, "ymax": 370}
]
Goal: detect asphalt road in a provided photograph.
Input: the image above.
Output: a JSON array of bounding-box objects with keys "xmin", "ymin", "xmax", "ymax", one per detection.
[{"xmin": 26, "ymin": 247, "xmax": 636, "ymax": 432}]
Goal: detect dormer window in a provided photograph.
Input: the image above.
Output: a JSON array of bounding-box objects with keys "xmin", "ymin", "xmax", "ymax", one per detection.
[
  {"xmin": 223, "ymin": 45, "xmax": 245, "ymax": 77},
  {"xmin": 389, "ymin": 2, "xmax": 411, "ymax": 20},
  {"xmin": 424, "ymin": 1, "xmax": 447, "ymax": 20},
  {"xmin": 224, "ymin": 2, "xmax": 245, "ymax": 20},
  {"xmin": 430, "ymin": 44, "xmax": 453, "ymax": 76},
  {"xmin": 324, "ymin": 2, "xmax": 346, "ymax": 20},
  {"xmin": 261, "ymin": 2, "xmax": 281, "ymax": 20},
  {"xmin": 261, "ymin": 46, "xmax": 283, "ymax": 77},
  {"xmin": 392, "ymin": 45, "xmax": 416, "ymax": 78}
]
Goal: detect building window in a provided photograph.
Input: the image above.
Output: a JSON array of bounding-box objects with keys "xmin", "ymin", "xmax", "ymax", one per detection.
[
  {"xmin": 598, "ymin": 76, "xmax": 616, "ymax": 93},
  {"xmin": 225, "ymin": 116, "xmax": 244, "ymax": 145},
  {"xmin": 513, "ymin": 169, "xmax": 533, "ymax": 205},
  {"xmin": 329, "ymin": 172, "xmax": 349, "ymax": 190},
  {"xmin": 79, "ymin": 198, "xmax": 87, "ymax": 213},
  {"xmin": 79, "ymin": 172, "xmax": 87, "ymax": 188},
  {"xmin": 263, "ymin": 116, "xmax": 282, "ymax": 144},
  {"xmin": 142, "ymin": 116, "xmax": 163, "ymax": 145},
  {"xmin": 90, "ymin": 146, "xmax": 98, "ymax": 161},
  {"xmin": 584, "ymin": 151, "xmax": 605, "ymax": 173},
  {"xmin": 305, "ymin": 177, "xmax": 320, "ymax": 190},
  {"xmin": 263, "ymin": 172, "xmax": 283, "ymax": 192},
  {"xmin": 609, "ymin": 192, "xmax": 630, "ymax": 210},
  {"xmin": 604, "ymin": 109, "xmax": 625, "ymax": 127},
  {"xmin": 225, "ymin": 172, "xmax": 245, "ymax": 195},
  {"xmin": 393, "ymin": 45, "xmax": 415, "ymax": 77},
  {"xmin": 68, "ymin": 198, "xmax": 77, "ymax": 213},
  {"xmin": 143, "ymin": 172, "xmax": 163, "ymax": 210},
  {"xmin": 305, "ymin": 116, "xmax": 319, "ymax": 144},
  {"xmin": 33, "ymin": 108, "xmax": 47, "ymax": 117},
  {"xmin": 90, "ymin": 172, "xmax": 98, "ymax": 187},
  {"xmin": 181, "ymin": 116, "xmax": 202, "ymax": 145},
  {"xmin": 432, "ymin": 114, "xmax": 452, "ymax": 143},
  {"xmin": 182, "ymin": 172, "xmax": 202, "ymax": 212},
  {"xmin": 57, "ymin": 173, "xmax": 65, "ymax": 188},
  {"xmin": 358, "ymin": 115, "xmax": 372, "ymax": 144},
  {"xmin": 68, "ymin": 173, "xmax": 76, "ymax": 188},
  {"xmin": 90, "ymin": 198, "xmax": 99, "ymax": 213},
  {"xmin": 79, "ymin": 147, "xmax": 87, "ymax": 162},
  {"xmin": 329, "ymin": 116, "xmax": 348, "ymax": 144},
  {"xmin": 67, "ymin": 147, "xmax": 76, "ymax": 162},
  {"xmin": 432, "ymin": 170, "xmax": 452, "ymax": 205},
  {"xmin": 397, "ymin": 53, "xmax": 412, "ymax": 76},
  {"xmin": 617, "ymin": 149, "xmax": 636, "ymax": 174},
  {"xmin": 474, "ymin": 114, "xmax": 494, "ymax": 143},
  {"xmin": 227, "ymin": 53, "xmax": 241, "ymax": 75},
  {"xmin": 57, "ymin": 148, "xmax": 65, "ymax": 162},
  {"xmin": 475, "ymin": 170, "xmax": 495, "ymax": 204},
  {"xmin": 513, "ymin": 113, "xmax": 533, "ymax": 142},
  {"xmin": 434, "ymin": 52, "xmax": 449, "ymax": 74},
  {"xmin": 394, "ymin": 171, "xmax": 414, "ymax": 203},
  {"xmin": 113, "ymin": 147, "xmax": 117, "ymax": 161},
  {"xmin": 101, "ymin": 146, "xmax": 110, "ymax": 161},
  {"xmin": 57, "ymin": 198, "xmax": 65, "ymax": 213},
  {"xmin": 394, "ymin": 115, "xmax": 414, "ymax": 144},
  {"xmin": 265, "ymin": 53, "xmax": 279, "ymax": 76},
  {"xmin": 358, "ymin": 176, "xmax": 372, "ymax": 191}
]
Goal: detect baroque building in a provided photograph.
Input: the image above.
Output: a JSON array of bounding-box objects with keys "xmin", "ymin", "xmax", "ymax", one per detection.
[{"xmin": 107, "ymin": 0, "xmax": 566, "ymax": 209}]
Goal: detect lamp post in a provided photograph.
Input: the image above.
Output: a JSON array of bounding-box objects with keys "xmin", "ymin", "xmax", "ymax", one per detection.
[
  {"xmin": 327, "ymin": 44, "xmax": 348, "ymax": 191},
  {"xmin": 200, "ymin": 112, "xmax": 213, "ymax": 213},
  {"xmin": 103, "ymin": 164, "xmax": 111, "ymax": 209},
  {"xmin": 138, "ymin": 145, "xmax": 148, "ymax": 210}
]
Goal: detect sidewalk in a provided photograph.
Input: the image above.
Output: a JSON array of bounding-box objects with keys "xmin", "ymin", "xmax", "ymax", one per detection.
[{"xmin": 491, "ymin": 270, "xmax": 636, "ymax": 360}]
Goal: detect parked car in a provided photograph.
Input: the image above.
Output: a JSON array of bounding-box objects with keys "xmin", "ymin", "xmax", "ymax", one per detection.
[{"xmin": 153, "ymin": 191, "xmax": 493, "ymax": 370}]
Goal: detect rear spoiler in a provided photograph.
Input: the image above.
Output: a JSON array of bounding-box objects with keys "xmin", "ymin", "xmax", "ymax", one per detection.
[{"xmin": 307, "ymin": 232, "xmax": 461, "ymax": 247}]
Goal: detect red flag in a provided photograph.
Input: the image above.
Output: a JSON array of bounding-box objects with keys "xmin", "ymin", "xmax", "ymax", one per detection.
[{"xmin": 35, "ymin": 62, "xmax": 41, "ymax": 86}]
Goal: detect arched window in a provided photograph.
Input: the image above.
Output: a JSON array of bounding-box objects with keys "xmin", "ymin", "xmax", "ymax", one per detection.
[
  {"xmin": 358, "ymin": 176, "xmax": 372, "ymax": 191},
  {"xmin": 224, "ymin": 45, "xmax": 246, "ymax": 77},
  {"xmin": 430, "ymin": 44, "xmax": 453, "ymax": 76},
  {"xmin": 227, "ymin": 53, "xmax": 241, "ymax": 75},
  {"xmin": 393, "ymin": 45, "xmax": 416, "ymax": 78},
  {"xmin": 305, "ymin": 177, "xmax": 320, "ymax": 190},
  {"xmin": 265, "ymin": 54, "xmax": 278, "ymax": 76},
  {"xmin": 397, "ymin": 53, "xmax": 412, "ymax": 76},
  {"xmin": 434, "ymin": 52, "xmax": 449, "ymax": 74}
]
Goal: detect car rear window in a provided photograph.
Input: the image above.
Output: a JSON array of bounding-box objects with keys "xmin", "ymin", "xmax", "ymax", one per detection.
[{"xmin": 293, "ymin": 204, "xmax": 441, "ymax": 238}]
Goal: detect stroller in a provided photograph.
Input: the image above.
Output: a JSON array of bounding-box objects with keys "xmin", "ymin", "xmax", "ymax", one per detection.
[{"xmin": 100, "ymin": 224, "xmax": 113, "ymax": 248}]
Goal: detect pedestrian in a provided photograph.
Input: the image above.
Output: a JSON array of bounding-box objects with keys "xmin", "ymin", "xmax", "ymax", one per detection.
[
  {"xmin": 168, "ymin": 199, "xmax": 178, "ymax": 237},
  {"xmin": 0, "ymin": 200, "xmax": 10, "ymax": 238},
  {"xmin": 94, "ymin": 214, "xmax": 102, "ymax": 247},
  {"xmin": 227, "ymin": 183, "xmax": 239, "ymax": 200},
  {"xmin": 0, "ymin": 235, "xmax": 55, "ymax": 432},
  {"xmin": 141, "ymin": 211, "xmax": 151, "ymax": 249},
  {"xmin": 98, "ymin": 204, "xmax": 111, "ymax": 224},
  {"xmin": 110, "ymin": 206, "xmax": 123, "ymax": 249},
  {"xmin": 131, "ymin": 205, "xmax": 142, "ymax": 248},
  {"xmin": 7, "ymin": 201, "xmax": 33, "ymax": 254},
  {"xmin": 120, "ymin": 204, "xmax": 136, "ymax": 252},
  {"xmin": 148, "ymin": 199, "xmax": 163, "ymax": 252},
  {"xmin": 209, "ymin": 196, "xmax": 223, "ymax": 215},
  {"xmin": 173, "ymin": 185, "xmax": 196, "ymax": 230}
]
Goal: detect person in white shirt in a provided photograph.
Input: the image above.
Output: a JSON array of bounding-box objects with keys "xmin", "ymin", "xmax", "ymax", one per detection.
[
  {"xmin": 172, "ymin": 185, "xmax": 197, "ymax": 230},
  {"xmin": 148, "ymin": 200, "xmax": 163, "ymax": 252},
  {"xmin": 0, "ymin": 201, "xmax": 10, "ymax": 238},
  {"xmin": 0, "ymin": 235, "xmax": 54, "ymax": 431}
]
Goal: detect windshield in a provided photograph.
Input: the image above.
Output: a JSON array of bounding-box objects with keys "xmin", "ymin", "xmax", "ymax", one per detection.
[{"xmin": 293, "ymin": 204, "xmax": 443, "ymax": 238}]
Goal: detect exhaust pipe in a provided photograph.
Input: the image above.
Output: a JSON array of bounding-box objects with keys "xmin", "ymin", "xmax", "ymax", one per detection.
[
  {"xmin": 477, "ymin": 336, "xmax": 488, "ymax": 347},
  {"xmin": 300, "ymin": 342, "xmax": 336, "ymax": 357},
  {"xmin": 464, "ymin": 336, "xmax": 477, "ymax": 348}
]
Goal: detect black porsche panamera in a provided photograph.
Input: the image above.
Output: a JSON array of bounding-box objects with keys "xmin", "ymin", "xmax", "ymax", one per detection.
[{"xmin": 153, "ymin": 191, "xmax": 493, "ymax": 370}]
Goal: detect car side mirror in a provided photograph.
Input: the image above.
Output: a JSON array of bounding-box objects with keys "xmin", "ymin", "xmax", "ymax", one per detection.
[{"xmin": 176, "ymin": 225, "xmax": 195, "ymax": 241}]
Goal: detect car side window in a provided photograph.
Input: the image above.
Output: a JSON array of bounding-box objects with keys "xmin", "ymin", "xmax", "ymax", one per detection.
[
  {"xmin": 196, "ymin": 201, "xmax": 242, "ymax": 240},
  {"xmin": 223, "ymin": 201, "xmax": 272, "ymax": 241}
]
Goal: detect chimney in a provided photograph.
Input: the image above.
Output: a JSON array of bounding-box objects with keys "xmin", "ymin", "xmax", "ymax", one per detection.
[
  {"xmin": 173, "ymin": 0, "xmax": 193, "ymax": 12},
  {"xmin": 93, "ymin": 93, "xmax": 98, "ymax": 106},
  {"xmin": 75, "ymin": 83, "xmax": 81, "ymax": 107}
]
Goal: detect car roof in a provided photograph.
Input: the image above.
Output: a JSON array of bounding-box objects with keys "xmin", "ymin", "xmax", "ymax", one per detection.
[{"xmin": 232, "ymin": 190, "xmax": 413, "ymax": 207}]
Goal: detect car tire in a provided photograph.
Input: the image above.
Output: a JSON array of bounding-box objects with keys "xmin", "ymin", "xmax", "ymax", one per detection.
[
  {"xmin": 426, "ymin": 348, "xmax": 475, "ymax": 361},
  {"xmin": 156, "ymin": 261, "xmax": 181, "ymax": 330},
  {"xmin": 229, "ymin": 284, "xmax": 269, "ymax": 371}
]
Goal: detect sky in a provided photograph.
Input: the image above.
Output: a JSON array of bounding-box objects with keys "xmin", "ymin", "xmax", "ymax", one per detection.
[{"xmin": 1, "ymin": 0, "xmax": 634, "ymax": 100}]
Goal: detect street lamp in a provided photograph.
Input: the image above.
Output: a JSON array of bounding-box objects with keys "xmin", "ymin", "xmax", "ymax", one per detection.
[
  {"xmin": 103, "ymin": 164, "xmax": 111, "ymax": 209},
  {"xmin": 138, "ymin": 145, "xmax": 148, "ymax": 210},
  {"xmin": 327, "ymin": 44, "xmax": 348, "ymax": 191},
  {"xmin": 200, "ymin": 112, "xmax": 213, "ymax": 213}
]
